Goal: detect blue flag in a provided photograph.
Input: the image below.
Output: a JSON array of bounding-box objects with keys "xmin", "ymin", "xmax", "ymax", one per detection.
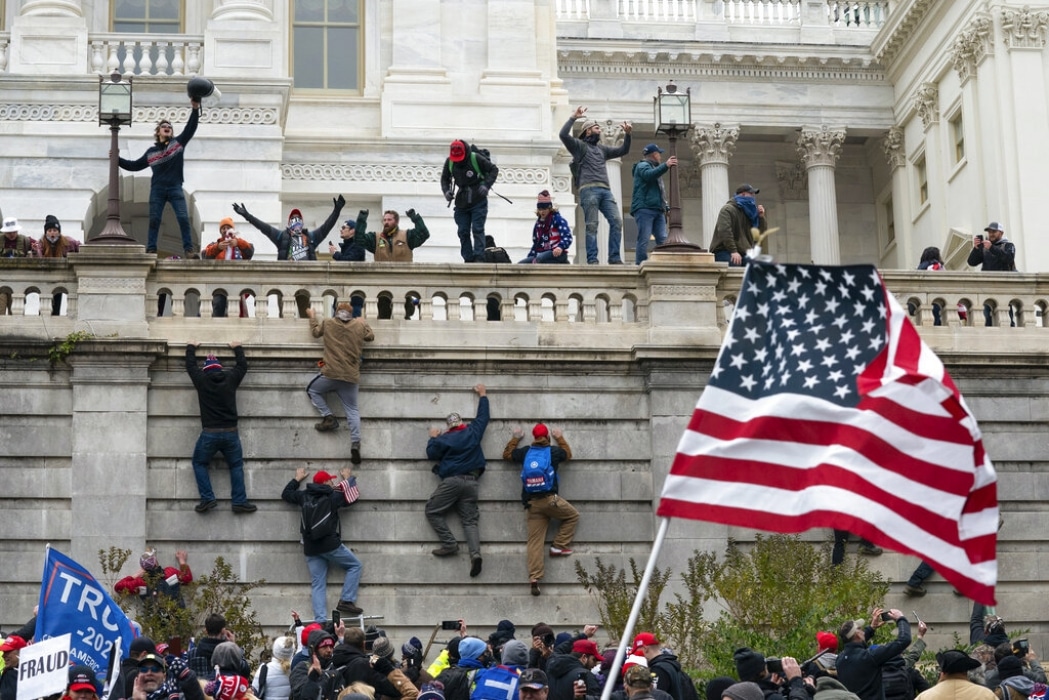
[{"xmin": 36, "ymin": 547, "xmax": 136, "ymax": 681}]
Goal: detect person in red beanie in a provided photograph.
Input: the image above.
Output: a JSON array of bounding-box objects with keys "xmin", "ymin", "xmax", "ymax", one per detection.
[
  {"xmin": 801, "ymin": 631, "xmax": 839, "ymax": 678},
  {"xmin": 502, "ymin": 422, "xmax": 578, "ymax": 596},
  {"xmin": 281, "ymin": 466, "xmax": 363, "ymax": 623}
]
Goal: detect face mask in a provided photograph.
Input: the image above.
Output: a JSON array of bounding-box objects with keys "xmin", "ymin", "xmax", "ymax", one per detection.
[
  {"xmin": 583, "ymin": 132, "xmax": 601, "ymax": 144},
  {"xmin": 289, "ymin": 217, "xmax": 303, "ymax": 232},
  {"xmin": 335, "ymin": 310, "xmax": 352, "ymax": 321},
  {"xmin": 46, "ymin": 233, "xmax": 60, "ymax": 243}
]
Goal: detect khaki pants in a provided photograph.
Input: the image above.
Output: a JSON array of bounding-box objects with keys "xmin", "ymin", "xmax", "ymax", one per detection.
[{"xmin": 526, "ymin": 493, "xmax": 579, "ymax": 581}]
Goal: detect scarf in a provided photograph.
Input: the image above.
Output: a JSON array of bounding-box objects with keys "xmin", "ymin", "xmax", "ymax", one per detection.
[{"xmin": 734, "ymin": 195, "xmax": 759, "ymax": 228}]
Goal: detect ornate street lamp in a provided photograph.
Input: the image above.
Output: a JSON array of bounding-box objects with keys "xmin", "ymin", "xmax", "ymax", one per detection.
[
  {"xmin": 653, "ymin": 81, "xmax": 703, "ymax": 251},
  {"xmin": 90, "ymin": 71, "xmax": 136, "ymax": 243}
]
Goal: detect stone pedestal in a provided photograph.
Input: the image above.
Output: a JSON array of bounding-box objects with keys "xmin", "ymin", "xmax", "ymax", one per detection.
[
  {"xmin": 73, "ymin": 245, "xmax": 154, "ymax": 338},
  {"xmin": 8, "ymin": 0, "xmax": 87, "ymax": 75},
  {"xmin": 797, "ymin": 126, "xmax": 846, "ymax": 265}
]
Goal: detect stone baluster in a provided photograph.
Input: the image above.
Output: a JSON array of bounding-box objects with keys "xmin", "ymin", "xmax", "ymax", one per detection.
[
  {"xmin": 797, "ymin": 126, "xmax": 846, "ymax": 265},
  {"xmin": 690, "ymin": 123, "xmax": 739, "ymax": 248}
]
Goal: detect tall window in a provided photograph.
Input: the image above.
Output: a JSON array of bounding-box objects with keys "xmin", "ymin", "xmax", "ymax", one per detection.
[
  {"xmin": 292, "ymin": 0, "xmax": 361, "ymax": 90},
  {"xmin": 113, "ymin": 0, "xmax": 182, "ymax": 33},
  {"xmin": 915, "ymin": 155, "xmax": 928, "ymax": 205},
  {"xmin": 950, "ymin": 112, "xmax": 965, "ymax": 164}
]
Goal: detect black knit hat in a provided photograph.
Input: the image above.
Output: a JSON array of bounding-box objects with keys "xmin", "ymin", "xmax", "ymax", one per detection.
[
  {"xmin": 733, "ymin": 647, "xmax": 766, "ymax": 682},
  {"xmin": 44, "ymin": 215, "xmax": 61, "ymax": 233}
]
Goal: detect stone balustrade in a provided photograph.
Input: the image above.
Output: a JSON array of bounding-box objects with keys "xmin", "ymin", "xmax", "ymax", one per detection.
[
  {"xmin": 555, "ymin": 0, "xmax": 891, "ymax": 28},
  {"xmin": 89, "ymin": 33, "xmax": 204, "ymax": 76}
]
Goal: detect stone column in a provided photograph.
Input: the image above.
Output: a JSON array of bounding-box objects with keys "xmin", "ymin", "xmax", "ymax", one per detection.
[
  {"xmin": 385, "ymin": 0, "xmax": 447, "ymax": 82},
  {"xmin": 881, "ymin": 126, "xmax": 909, "ymax": 266},
  {"xmin": 797, "ymin": 126, "xmax": 846, "ymax": 265},
  {"xmin": 690, "ymin": 123, "xmax": 739, "ymax": 248},
  {"xmin": 203, "ymin": 0, "xmax": 280, "ymax": 78},
  {"xmin": 9, "ymin": 0, "xmax": 87, "ymax": 74}
]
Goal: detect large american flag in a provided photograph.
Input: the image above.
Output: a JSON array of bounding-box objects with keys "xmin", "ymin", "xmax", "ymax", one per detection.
[{"xmin": 657, "ymin": 261, "xmax": 998, "ymax": 603}]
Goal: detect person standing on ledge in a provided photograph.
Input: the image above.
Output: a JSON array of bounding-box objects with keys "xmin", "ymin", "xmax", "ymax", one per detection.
[
  {"xmin": 117, "ymin": 97, "xmax": 201, "ymax": 257},
  {"xmin": 709, "ymin": 184, "xmax": 767, "ymax": 267},
  {"xmin": 185, "ymin": 342, "xmax": 256, "ymax": 514}
]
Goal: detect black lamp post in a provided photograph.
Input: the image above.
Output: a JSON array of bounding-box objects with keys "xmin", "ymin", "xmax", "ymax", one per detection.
[
  {"xmin": 653, "ymin": 81, "xmax": 703, "ymax": 251},
  {"xmin": 91, "ymin": 71, "xmax": 136, "ymax": 244}
]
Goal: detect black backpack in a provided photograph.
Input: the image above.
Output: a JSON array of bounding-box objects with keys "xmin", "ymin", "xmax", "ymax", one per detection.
[
  {"xmin": 652, "ymin": 658, "xmax": 700, "ymax": 700},
  {"xmin": 300, "ymin": 494, "xmax": 340, "ymax": 541},
  {"xmin": 881, "ymin": 662, "xmax": 915, "ymax": 700}
]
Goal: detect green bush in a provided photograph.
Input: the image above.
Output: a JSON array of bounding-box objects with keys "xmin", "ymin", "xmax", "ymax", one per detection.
[{"xmin": 575, "ymin": 534, "xmax": 889, "ymax": 679}]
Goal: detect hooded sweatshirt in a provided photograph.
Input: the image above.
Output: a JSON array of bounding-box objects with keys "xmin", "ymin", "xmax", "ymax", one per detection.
[{"xmin": 185, "ymin": 345, "xmax": 247, "ymax": 429}]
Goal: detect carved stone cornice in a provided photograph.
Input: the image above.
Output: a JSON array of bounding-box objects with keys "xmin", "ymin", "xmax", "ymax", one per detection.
[
  {"xmin": 796, "ymin": 126, "xmax": 846, "ymax": 169},
  {"xmin": 689, "ymin": 123, "xmax": 739, "ymax": 166},
  {"xmin": 282, "ymin": 164, "xmax": 551, "ymax": 185},
  {"xmin": 1002, "ymin": 5, "xmax": 1049, "ymax": 50},
  {"xmin": 950, "ymin": 13, "xmax": 993, "ymax": 83},
  {"xmin": 873, "ymin": 0, "xmax": 938, "ymax": 66},
  {"xmin": 912, "ymin": 83, "xmax": 940, "ymax": 131},
  {"xmin": 0, "ymin": 104, "xmax": 278, "ymax": 125},
  {"xmin": 882, "ymin": 127, "xmax": 906, "ymax": 171},
  {"xmin": 775, "ymin": 160, "xmax": 807, "ymax": 200}
]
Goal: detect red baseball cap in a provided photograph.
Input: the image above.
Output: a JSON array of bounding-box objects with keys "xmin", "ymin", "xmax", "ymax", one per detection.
[
  {"xmin": 313, "ymin": 470, "xmax": 338, "ymax": 484},
  {"xmin": 0, "ymin": 635, "xmax": 27, "ymax": 653},
  {"xmin": 631, "ymin": 632, "xmax": 661, "ymax": 654},
  {"xmin": 572, "ymin": 639, "xmax": 600, "ymax": 657}
]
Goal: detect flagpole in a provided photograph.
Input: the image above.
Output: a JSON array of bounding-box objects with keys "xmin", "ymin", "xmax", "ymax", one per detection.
[{"xmin": 599, "ymin": 517, "xmax": 672, "ymax": 700}]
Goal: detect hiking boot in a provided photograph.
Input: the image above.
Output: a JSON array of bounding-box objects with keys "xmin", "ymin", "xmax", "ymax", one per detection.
[
  {"xmin": 530, "ymin": 580, "xmax": 541, "ymax": 597},
  {"xmin": 858, "ymin": 543, "xmax": 883, "ymax": 556},
  {"xmin": 194, "ymin": 499, "xmax": 218, "ymax": 513},
  {"xmin": 145, "ymin": 247, "xmax": 158, "ymax": 254},
  {"xmin": 549, "ymin": 546, "xmax": 574, "ymax": 557},
  {"xmin": 431, "ymin": 545, "xmax": 459, "ymax": 557},
  {"xmin": 336, "ymin": 599, "xmax": 363, "ymax": 616},
  {"xmin": 315, "ymin": 415, "xmax": 338, "ymax": 432},
  {"xmin": 232, "ymin": 502, "xmax": 257, "ymax": 514},
  {"xmin": 903, "ymin": 584, "xmax": 927, "ymax": 597},
  {"xmin": 184, "ymin": 248, "xmax": 200, "ymax": 260},
  {"xmin": 351, "ymin": 441, "xmax": 361, "ymax": 465},
  {"xmin": 470, "ymin": 556, "xmax": 483, "ymax": 578}
]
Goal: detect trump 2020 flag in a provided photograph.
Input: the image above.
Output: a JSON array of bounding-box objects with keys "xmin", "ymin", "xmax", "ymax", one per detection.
[
  {"xmin": 657, "ymin": 261, "xmax": 998, "ymax": 604},
  {"xmin": 36, "ymin": 547, "xmax": 136, "ymax": 681}
]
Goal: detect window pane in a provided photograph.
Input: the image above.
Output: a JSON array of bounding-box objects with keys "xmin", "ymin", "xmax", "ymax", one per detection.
[
  {"xmin": 294, "ymin": 27, "xmax": 325, "ymax": 89},
  {"xmin": 152, "ymin": 0, "xmax": 180, "ymax": 21},
  {"xmin": 295, "ymin": 0, "xmax": 325, "ymax": 22},
  {"xmin": 114, "ymin": 21, "xmax": 147, "ymax": 32},
  {"xmin": 328, "ymin": 0, "xmax": 359, "ymax": 23},
  {"xmin": 327, "ymin": 27, "xmax": 358, "ymax": 90},
  {"xmin": 115, "ymin": 0, "xmax": 147, "ymax": 20}
]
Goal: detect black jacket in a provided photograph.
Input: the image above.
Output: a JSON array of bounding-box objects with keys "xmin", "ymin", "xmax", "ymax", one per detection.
[
  {"xmin": 281, "ymin": 479, "xmax": 359, "ymax": 556},
  {"xmin": 837, "ymin": 620, "xmax": 912, "ymax": 700},
  {"xmin": 547, "ymin": 653, "xmax": 598, "ymax": 700},
  {"xmin": 967, "ymin": 238, "xmax": 1016, "ymax": 271},
  {"xmin": 186, "ymin": 346, "xmax": 247, "ymax": 429},
  {"xmin": 331, "ymin": 644, "xmax": 399, "ymax": 698},
  {"xmin": 441, "ymin": 146, "xmax": 499, "ymax": 210},
  {"xmin": 241, "ymin": 199, "xmax": 344, "ymax": 261}
]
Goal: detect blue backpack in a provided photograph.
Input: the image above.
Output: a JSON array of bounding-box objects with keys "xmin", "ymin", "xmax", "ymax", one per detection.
[
  {"xmin": 521, "ymin": 446, "xmax": 556, "ymax": 494},
  {"xmin": 471, "ymin": 666, "xmax": 519, "ymax": 700}
]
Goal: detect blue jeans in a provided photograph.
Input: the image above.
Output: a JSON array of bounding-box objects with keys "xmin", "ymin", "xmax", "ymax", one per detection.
[
  {"xmin": 191, "ymin": 431, "xmax": 248, "ymax": 505},
  {"xmin": 713, "ymin": 250, "xmax": 746, "ymax": 267},
  {"xmin": 306, "ymin": 544, "xmax": 362, "ymax": 622},
  {"xmin": 579, "ymin": 186, "xmax": 622, "ymax": 264},
  {"xmin": 518, "ymin": 250, "xmax": 570, "ymax": 264},
  {"xmin": 454, "ymin": 200, "xmax": 488, "ymax": 262},
  {"xmin": 148, "ymin": 183, "xmax": 194, "ymax": 252},
  {"xmin": 907, "ymin": 560, "xmax": 935, "ymax": 587},
  {"xmin": 633, "ymin": 208, "xmax": 667, "ymax": 264}
]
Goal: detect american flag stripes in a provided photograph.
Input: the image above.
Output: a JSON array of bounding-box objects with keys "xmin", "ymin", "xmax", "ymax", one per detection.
[{"xmin": 657, "ymin": 261, "xmax": 998, "ymax": 604}]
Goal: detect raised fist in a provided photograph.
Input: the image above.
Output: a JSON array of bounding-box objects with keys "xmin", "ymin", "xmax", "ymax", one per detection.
[
  {"xmin": 334, "ymin": 194, "xmax": 346, "ymax": 207},
  {"xmin": 232, "ymin": 203, "xmax": 247, "ymax": 217},
  {"xmin": 406, "ymin": 208, "xmax": 417, "ymax": 219},
  {"xmin": 359, "ymin": 209, "xmax": 369, "ymax": 219}
]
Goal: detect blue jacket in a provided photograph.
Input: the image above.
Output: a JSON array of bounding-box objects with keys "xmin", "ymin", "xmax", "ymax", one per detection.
[
  {"xmin": 837, "ymin": 619, "xmax": 911, "ymax": 700},
  {"xmin": 630, "ymin": 158, "xmax": 669, "ymax": 214},
  {"xmin": 427, "ymin": 397, "xmax": 490, "ymax": 478}
]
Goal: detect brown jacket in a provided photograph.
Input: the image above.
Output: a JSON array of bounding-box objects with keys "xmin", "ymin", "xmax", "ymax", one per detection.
[
  {"xmin": 709, "ymin": 199, "xmax": 767, "ymax": 255},
  {"xmin": 374, "ymin": 229, "xmax": 413, "ymax": 262},
  {"xmin": 309, "ymin": 316, "xmax": 374, "ymax": 383}
]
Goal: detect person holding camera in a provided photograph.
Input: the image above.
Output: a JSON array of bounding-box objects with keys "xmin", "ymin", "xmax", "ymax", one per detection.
[
  {"xmin": 733, "ymin": 647, "xmax": 807, "ymax": 700},
  {"xmin": 837, "ymin": 608, "xmax": 911, "ymax": 700},
  {"xmin": 203, "ymin": 217, "xmax": 255, "ymax": 317},
  {"xmin": 966, "ymin": 222, "xmax": 1018, "ymax": 326}
]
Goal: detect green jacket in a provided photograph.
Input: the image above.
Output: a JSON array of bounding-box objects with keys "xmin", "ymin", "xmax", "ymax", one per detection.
[
  {"xmin": 709, "ymin": 198, "xmax": 767, "ymax": 255},
  {"xmin": 357, "ymin": 211, "xmax": 429, "ymax": 262},
  {"xmin": 630, "ymin": 158, "xmax": 670, "ymax": 214}
]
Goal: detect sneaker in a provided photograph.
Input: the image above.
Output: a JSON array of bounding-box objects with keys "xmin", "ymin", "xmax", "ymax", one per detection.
[
  {"xmin": 608, "ymin": 260, "xmax": 624, "ymax": 265},
  {"xmin": 351, "ymin": 441, "xmax": 361, "ymax": 465},
  {"xmin": 903, "ymin": 584, "xmax": 927, "ymax": 597},
  {"xmin": 315, "ymin": 415, "xmax": 338, "ymax": 432},
  {"xmin": 549, "ymin": 546, "xmax": 574, "ymax": 557},
  {"xmin": 194, "ymin": 499, "xmax": 218, "ymax": 513},
  {"xmin": 858, "ymin": 544, "xmax": 883, "ymax": 556},
  {"xmin": 470, "ymin": 556, "xmax": 483, "ymax": 578},
  {"xmin": 232, "ymin": 502, "xmax": 258, "ymax": 514},
  {"xmin": 336, "ymin": 599, "xmax": 363, "ymax": 616},
  {"xmin": 431, "ymin": 546, "xmax": 459, "ymax": 557},
  {"xmin": 530, "ymin": 580, "xmax": 541, "ymax": 597},
  {"xmin": 184, "ymin": 249, "xmax": 200, "ymax": 260},
  {"xmin": 145, "ymin": 247, "xmax": 158, "ymax": 254}
]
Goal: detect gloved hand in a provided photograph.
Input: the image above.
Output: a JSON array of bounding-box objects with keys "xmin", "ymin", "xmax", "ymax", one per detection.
[
  {"xmin": 478, "ymin": 186, "xmax": 489, "ymax": 198},
  {"xmin": 359, "ymin": 209, "xmax": 369, "ymax": 219},
  {"xmin": 232, "ymin": 202, "xmax": 247, "ymax": 217},
  {"xmin": 372, "ymin": 656, "xmax": 395, "ymax": 675},
  {"xmin": 334, "ymin": 194, "xmax": 346, "ymax": 208},
  {"xmin": 167, "ymin": 656, "xmax": 192, "ymax": 681},
  {"xmin": 406, "ymin": 208, "xmax": 417, "ymax": 219},
  {"xmin": 444, "ymin": 190, "xmax": 454, "ymax": 202}
]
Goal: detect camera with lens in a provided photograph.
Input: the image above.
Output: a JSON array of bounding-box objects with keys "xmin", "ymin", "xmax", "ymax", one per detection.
[
  {"xmin": 1014, "ymin": 639, "xmax": 1030, "ymax": 658},
  {"xmin": 766, "ymin": 657, "xmax": 783, "ymax": 675},
  {"xmin": 880, "ymin": 611, "xmax": 893, "ymax": 622}
]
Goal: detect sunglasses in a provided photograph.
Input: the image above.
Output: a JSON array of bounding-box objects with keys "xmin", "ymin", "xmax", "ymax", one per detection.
[{"xmin": 139, "ymin": 665, "xmax": 165, "ymax": 674}]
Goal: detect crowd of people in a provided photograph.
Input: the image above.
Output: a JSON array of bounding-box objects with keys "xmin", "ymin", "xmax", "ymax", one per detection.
[{"xmin": 2, "ymin": 603, "xmax": 1045, "ymax": 700}]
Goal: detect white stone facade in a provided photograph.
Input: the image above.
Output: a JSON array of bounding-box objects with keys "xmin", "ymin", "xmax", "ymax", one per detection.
[{"xmin": 1, "ymin": 0, "xmax": 1047, "ymax": 269}]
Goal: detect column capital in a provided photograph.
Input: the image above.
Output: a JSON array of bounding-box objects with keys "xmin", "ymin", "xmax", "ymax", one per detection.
[
  {"xmin": 912, "ymin": 83, "xmax": 940, "ymax": 131},
  {"xmin": 688, "ymin": 123, "xmax": 739, "ymax": 166},
  {"xmin": 211, "ymin": 0, "xmax": 273, "ymax": 21},
  {"xmin": 598, "ymin": 120, "xmax": 628, "ymax": 149},
  {"xmin": 18, "ymin": 0, "xmax": 82, "ymax": 16},
  {"xmin": 950, "ymin": 13, "xmax": 993, "ymax": 83},
  {"xmin": 796, "ymin": 126, "xmax": 846, "ymax": 168},
  {"xmin": 882, "ymin": 126, "xmax": 906, "ymax": 171},
  {"xmin": 1001, "ymin": 5, "xmax": 1049, "ymax": 50}
]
